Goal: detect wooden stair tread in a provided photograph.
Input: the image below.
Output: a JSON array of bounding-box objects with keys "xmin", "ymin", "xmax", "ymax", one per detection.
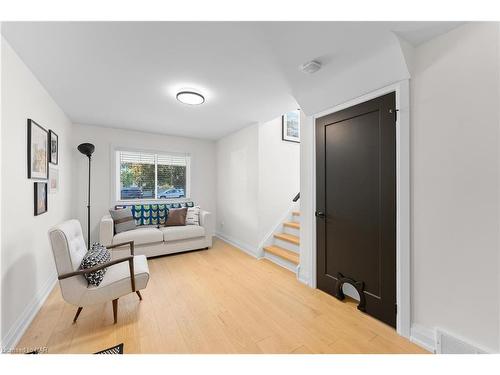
[
  {"xmin": 284, "ymin": 221, "xmax": 300, "ymax": 229},
  {"xmin": 292, "ymin": 211, "xmax": 300, "ymax": 216},
  {"xmin": 274, "ymin": 232, "xmax": 300, "ymax": 245},
  {"xmin": 264, "ymin": 245, "xmax": 299, "ymax": 265}
]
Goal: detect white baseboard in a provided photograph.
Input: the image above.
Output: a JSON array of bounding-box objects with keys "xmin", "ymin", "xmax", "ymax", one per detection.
[
  {"xmin": 297, "ymin": 267, "xmax": 311, "ymax": 286},
  {"xmin": 410, "ymin": 324, "xmax": 436, "ymax": 353},
  {"xmin": 215, "ymin": 232, "xmax": 260, "ymax": 258},
  {"xmin": 1, "ymin": 273, "xmax": 57, "ymax": 351}
]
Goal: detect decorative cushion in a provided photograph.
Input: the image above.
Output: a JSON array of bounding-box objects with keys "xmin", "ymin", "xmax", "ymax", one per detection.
[
  {"xmin": 112, "ymin": 227, "xmax": 163, "ymax": 246},
  {"xmin": 115, "ymin": 202, "xmax": 194, "ymax": 226},
  {"xmin": 109, "ymin": 207, "xmax": 136, "ymax": 234},
  {"xmin": 165, "ymin": 207, "xmax": 187, "ymax": 226},
  {"xmin": 160, "ymin": 225, "xmax": 206, "ymax": 242},
  {"xmin": 79, "ymin": 243, "xmax": 111, "ymax": 286},
  {"xmin": 186, "ymin": 206, "xmax": 200, "ymax": 225}
]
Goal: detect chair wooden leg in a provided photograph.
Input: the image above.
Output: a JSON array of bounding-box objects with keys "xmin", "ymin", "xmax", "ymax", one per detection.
[
  {"xmin": 136, "ymin": 291, "xmax": 143, "ymax": 300},
  {"xmin": 73, "ymin": 307, "xmax": 83, "ymax": 323},
  {"xmin": 112, "ymin": 299, "xmax": 118, "ymax": 324}
]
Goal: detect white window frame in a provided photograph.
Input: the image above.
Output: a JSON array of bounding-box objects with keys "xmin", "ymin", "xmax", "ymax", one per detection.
[{"xmin": 112, "ymin": 147, "xmax": 191, "ymax": 203}]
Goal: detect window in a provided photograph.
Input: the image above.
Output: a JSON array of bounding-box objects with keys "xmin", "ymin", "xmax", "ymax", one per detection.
[{"xmin": 116, "ymin": 150, "xmax": 190, "ymax": 201}]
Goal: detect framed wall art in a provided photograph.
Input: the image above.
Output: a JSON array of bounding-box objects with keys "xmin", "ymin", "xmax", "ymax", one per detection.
[
  {"xmin": 34, "ymin": 182, "xmax": 48, "ymax": 216},
  {"xmin": 49, "ymin": 166, "xmax": 59, "ymax": 194},
  {"xmin": 282, "ymin": 110, "xmax": 300, "ymax": 143},
  {"xmin": 49, "ymin": 130, "xmax": 58, "ymax": 165},
  {"xmin": 27, "ymin": 119, "xmax": 49, "ymax": 179}
]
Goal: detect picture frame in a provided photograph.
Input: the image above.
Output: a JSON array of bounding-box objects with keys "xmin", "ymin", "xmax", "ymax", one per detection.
[
  {"xmin": 49, "ymin": 166, "xmax": 59, "ymax": 194},
  {"xmin": 34, "ymin": 182, "xmax": 48, "ymax": 216},
  {"xmin": 27, "ymin": 119, "xmax": 49, "ymax": 179},
  {"xmin": 49, "ymin": 130, "xmax": 58, "ymax": 165},
  {"xmin": 282, "ymin": 109, "xmax": 300, "ymax": 143}
]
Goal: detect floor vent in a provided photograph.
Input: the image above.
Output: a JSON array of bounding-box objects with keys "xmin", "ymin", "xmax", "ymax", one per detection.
[{"xmin": 436, "ymin": 329, "xmax": 485, "ymax": 354}]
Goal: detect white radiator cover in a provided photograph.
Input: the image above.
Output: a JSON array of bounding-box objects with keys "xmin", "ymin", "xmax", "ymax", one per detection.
[{"xmin": 436, "ymin": 329, "xmax": 486, "ymax": 354}]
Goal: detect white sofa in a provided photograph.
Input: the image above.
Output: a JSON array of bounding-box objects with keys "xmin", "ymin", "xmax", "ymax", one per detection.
[{"xmin": 99, "ymin": 210, "xmax": 214, "ymax": 258}]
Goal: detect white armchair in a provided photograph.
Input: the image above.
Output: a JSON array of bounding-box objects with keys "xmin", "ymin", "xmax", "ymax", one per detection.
[{"xmin": 48, "ymin": 219, "xmax": 150, "ymax": 324}]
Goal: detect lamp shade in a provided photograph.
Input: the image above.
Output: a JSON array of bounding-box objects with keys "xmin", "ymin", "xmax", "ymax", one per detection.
[{"xmin": 77, "ymin": 143, "xmax": 95, "ymax": 157}]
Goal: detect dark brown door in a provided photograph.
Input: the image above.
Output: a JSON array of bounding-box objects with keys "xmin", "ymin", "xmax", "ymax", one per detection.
[{"xmin": 316, "ymin": 92, "xmax": 396, "ymax": 327}]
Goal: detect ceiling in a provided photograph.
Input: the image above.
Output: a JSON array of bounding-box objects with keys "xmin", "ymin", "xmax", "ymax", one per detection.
[{"xmin": 1, "ymin": 22, "xmax": 461, "ymax": 140}]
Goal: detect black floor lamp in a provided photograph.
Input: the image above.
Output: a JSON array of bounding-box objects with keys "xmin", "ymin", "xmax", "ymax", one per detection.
[{"xmin": 77, "ymin": 143, "xmax": 95, "ymax": 250}]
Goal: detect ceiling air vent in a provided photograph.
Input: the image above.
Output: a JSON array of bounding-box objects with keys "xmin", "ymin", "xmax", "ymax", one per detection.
[{"xmin": 300, "ymin": 60, "xmax": 322, "ymax": 74}]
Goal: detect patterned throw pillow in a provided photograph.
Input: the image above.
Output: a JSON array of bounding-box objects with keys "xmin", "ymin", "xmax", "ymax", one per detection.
[
  {"xmin": 114, "ymin": 202, "xmax": 195, "ymax": 226},
  {"xmin": 109, "ymin": 207, "xmax": 136, "ymax": 234},
  {"xmin": 185, "ymin": 206, "xmax": 200, "ymax": 225},
  {"xmin": 79, "ymin": 243, "xmax": 111, "ymax": 287}
]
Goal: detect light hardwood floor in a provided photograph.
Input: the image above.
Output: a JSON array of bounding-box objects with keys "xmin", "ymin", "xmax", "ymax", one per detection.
[{"xmin": 17, "ymin": 238, "xmax": 428, "ymax": 354}]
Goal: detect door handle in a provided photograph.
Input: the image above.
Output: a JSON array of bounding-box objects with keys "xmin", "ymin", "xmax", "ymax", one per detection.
[{"xmin": 315, "ymin": 211, "xmax": 326, "ymax": 219}]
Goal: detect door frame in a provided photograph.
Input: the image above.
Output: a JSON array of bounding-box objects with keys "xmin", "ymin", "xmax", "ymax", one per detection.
[{"xmin": 308, "ymin": 80, "xmax": 410, "ymax": 338}]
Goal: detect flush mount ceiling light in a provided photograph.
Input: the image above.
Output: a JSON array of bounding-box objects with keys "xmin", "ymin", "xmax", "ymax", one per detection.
[{"xmin": 176, "ymin": 90, "xmax": 205, "ymax": 105}]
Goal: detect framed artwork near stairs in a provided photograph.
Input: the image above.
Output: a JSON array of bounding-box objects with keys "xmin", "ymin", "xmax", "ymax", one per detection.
[{"xmin": 282, "ymin": 109, "xmax": 300, "ymax": 143}]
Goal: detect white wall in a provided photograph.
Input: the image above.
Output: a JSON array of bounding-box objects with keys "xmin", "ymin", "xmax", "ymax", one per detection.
[
  {"xmin": 411, "ymin": 22, "xmax": 499, "ymax": 352},
  {"xmin": 1, "ymin": 37, "xmax": 74, "ymax": 348},
  {"xmin": 216, "ymin": 124, "xmax": 260, "ymax": 252},
  {"xmin": 296, "ymin": 36, "xmax": 410, "ymax": 116},
  {"xmin": 298, "ymin": 111, "xmax": 315, "ymax": 285},
  {"xmin": 216, "ymin": 116, "xmax": 300, "ymax": 254},
  {"xmin": 258, "ymin": 117, "xmax": 300, "ymax": 240},
  {"xmin": 72, "ymin": 123, "xmax": 217, "ymax": 244},
  {"xmin": 0, "ymin": 26, "xmax": 4, "ymax": 349}
]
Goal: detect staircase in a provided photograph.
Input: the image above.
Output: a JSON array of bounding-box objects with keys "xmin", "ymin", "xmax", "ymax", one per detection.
[{"xmin": 263, "ymin": 210, "xmax": 300, "ymax": 272}]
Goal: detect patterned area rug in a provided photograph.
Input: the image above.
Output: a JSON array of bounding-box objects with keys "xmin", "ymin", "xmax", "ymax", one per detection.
[
  {"xmin": 26, "ymin": 343, "xmax": 123, "ymax": 354},
  {"xmin": 95, "ymin": 343, "xmax": 124, "ymax": 354},
  {"xmin": 26, "ymin": 343, "xmax": 124, "ymax": 354}
]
